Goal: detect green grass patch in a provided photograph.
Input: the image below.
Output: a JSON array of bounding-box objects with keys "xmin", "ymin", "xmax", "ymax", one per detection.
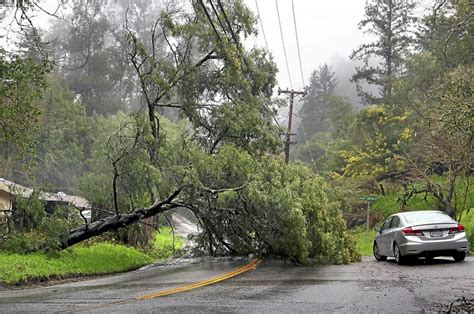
[
  {"xmin": 460, "ymin": 210, "xmax": 474, "ymax": 252},
  {"xmin": 150, "ymin": 226, "xmax": 185, "ymax": 259},
  {"xmin": 0, "ymin": 227, "xmax": 186, "ymax": 285},
  {"xmin": 351, "ymin": 228, "xmax": 377, "ymax": 257},
  {"xmin": 0, "ymin": 242, "xmax": 152, "ymax": 285}
]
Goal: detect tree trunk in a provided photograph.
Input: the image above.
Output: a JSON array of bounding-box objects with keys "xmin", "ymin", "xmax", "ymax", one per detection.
[
  {"xmin": 63, "ymin": 189, "xmax": 181, "ymax": 249},
  {"xmin": 443, "ymin": 199, "xmax": 455, "ymax": 218}
]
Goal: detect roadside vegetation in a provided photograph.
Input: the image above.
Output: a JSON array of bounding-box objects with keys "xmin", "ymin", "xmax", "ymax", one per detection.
[
  {"xmin": 0, "ymin": 0, "xmax": 472, "ymax": 267},
  {"xmin": 0, "ymin": 243, "xmax": 152, "ymax": 285},
  {"xmin": 150, "ymin": 227, "xmax": 185, "ymax": 259},
  {"xmin": 0, "ymin": 227, "xmax": 184, "ymax": 285}
]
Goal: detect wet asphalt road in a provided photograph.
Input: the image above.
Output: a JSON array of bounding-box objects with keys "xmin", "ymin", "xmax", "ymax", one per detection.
[{"xmin": 0, "ymin": 256, "xmax": 473, "ymax": 313}]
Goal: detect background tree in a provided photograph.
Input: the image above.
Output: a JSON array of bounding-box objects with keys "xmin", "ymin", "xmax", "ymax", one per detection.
[
  {"xmin": 22, "ymin": 78, "xmax": 93, "ymax": 194},
  {"xmin": 394, "ymin": 0, "xmax": 473, "ymax": 109},
  {"xmin": 340, "ymin": 105, "xmax": 412, "ymax": 178},
  {"xmin": 51, "ymin": 0, "xmax": 135, "ymax": 115},
  {"xmin": 403, "ymin": 66, "xmax": 473, "ymax": 217},
  {"xmin": 416, "ymin": 0, "xmax": 473, "ymax": 69},
  {"xmin": 295, "ymin": 64, "xmax": 337, "ymax": 163},
  {"xmin": 0, "ymin": 56, "xmax": 49, "ymax": 178},
  {"xmin": 296, "ymin": 96, "xmax": 356, "ymax": 174},
  {"xmin": 350, "ymin": 0, "xmax": 417, "ymax": 104},
  {"xmin": 297, "ymin": 64, "xmax": 337, "ymax": 138}
]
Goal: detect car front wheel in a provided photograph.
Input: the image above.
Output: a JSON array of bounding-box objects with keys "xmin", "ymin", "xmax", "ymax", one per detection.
[{"xmin": 373, "ymin": 242, "xmax": 387, "ymax": 261}]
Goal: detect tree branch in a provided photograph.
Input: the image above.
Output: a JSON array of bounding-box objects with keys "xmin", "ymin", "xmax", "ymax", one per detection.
[{"xmin": 64, "ymin": 189, "xmax": 182, "ymax": 248}]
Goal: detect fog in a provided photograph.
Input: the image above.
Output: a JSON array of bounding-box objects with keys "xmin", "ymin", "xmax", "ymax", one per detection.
[
  {"xmin": 244, "ymin": 1, "xmax": 368, "ymax": 92},
  {"xmin": 1, "ymin": 0, "xmax": 371, "ymax": 107}
]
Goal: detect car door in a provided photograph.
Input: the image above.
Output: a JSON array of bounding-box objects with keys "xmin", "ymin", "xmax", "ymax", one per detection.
[
  {"xmin": 377, "ymin": 216, "xmax": 393, "ymax": 256},
  {"xmin": 384, "ymin": 215, "xmax": 401, "ymax": 255}
]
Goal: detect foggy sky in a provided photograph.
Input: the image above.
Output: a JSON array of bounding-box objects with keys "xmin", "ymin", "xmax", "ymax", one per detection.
[
  {"xmin": 1, "ymin": 0, "xmax": 368, "ymax": 92},
  {"xmin": 244, "ymin": 0, "xmax": 369, "ymax": 91}
]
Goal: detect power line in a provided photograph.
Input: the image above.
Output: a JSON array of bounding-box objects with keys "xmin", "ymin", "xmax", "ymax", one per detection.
[
  {"xmin": 196, "ymin": 0, "xmax": 279, "ymax": 134},
  {"xmin": 199, "ymin": 0, "xmax": 248, "ymax": 73},
  {"xmin": 291, "ymin": 0, "xmax": 305, "ymax": 88},
  {"xmin": 213, "ymin": 0, "xmax": 250, "ymax": 70},
  {"xmin": 254, "ymin": 0, "xmax": 269, "ymax": 52},
  {"xmin": 275, "ymin": 0, "xmax": 293, "ymax": 90},
  {"xmin": 208, "ymin": 0, "xmax": 227, "ymax": 35},
  {"xmin": 197, "ymin": 0, "xmax": 222, "ymax": 42},
  {"xmin": 294, "ymin": 107, "xmax": 319, "ymax": 173},
  {"xmin": 300, "ymin": 124, "xmax": 314, "ymax": 162},
  {"xmin": 216, "ymin": 2, "xmax": 243, "ymax": 52}
]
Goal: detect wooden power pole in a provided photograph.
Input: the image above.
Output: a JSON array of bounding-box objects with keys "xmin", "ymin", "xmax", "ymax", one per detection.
[{"xmin": 278, "ymin": 88, "xmax": 306, "ymax": 164}]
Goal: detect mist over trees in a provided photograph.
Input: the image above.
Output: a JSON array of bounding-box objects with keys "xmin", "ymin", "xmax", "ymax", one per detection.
[
  {"xmin": 350, "ymin": 0, "xmax": 417, "ymax": 104},
  {"xmin": 0, "ymin": 0, "xmax": 358, "ymax": 264},
  {"xmin": 0, "ymin": 0, "xmax": 472, "ymax": 262},
  {"xmin": 291, "ymin": 0, "xmax": 472, "ymax": 230}
]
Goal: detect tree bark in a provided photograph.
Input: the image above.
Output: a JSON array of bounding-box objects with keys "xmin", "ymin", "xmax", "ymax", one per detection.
[{"xmin": 63, "ymin": 189, "xmax": 181, "ymax": 249}]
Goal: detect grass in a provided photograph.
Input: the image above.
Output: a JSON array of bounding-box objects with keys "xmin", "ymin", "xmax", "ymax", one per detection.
[
  {"xmin": 352, "ymin": 228, "xmax": 377, "ymax": 257},
  {"xmin": 460, "ymin": 210, "xmax": 474, "ymax": 250},
  {"xmin": 150, "ymin": 226, "xmax": 185, "ymax": 259},
  {"xmin": 0, "ymin": 227, "xmax": 186, "ymax": 285},
  {"xmin": 0, "ymin": 242, "xmax": 152, "ymax": 285}
]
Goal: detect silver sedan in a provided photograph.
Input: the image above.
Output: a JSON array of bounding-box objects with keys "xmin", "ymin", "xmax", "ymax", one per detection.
[{"xmin": 373, "ymin": 210, "xmax": 469, "ymax": 264}]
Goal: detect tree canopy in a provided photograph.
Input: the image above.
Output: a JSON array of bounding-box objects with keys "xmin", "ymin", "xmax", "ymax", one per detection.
[{"xmin": 1, "ymin": 0, "xmax": 472, "ymax": 262}]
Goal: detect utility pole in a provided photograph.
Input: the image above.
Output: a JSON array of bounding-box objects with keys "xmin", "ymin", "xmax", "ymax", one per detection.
[{"xmin": 278, "ymin": 88, "xmax": 306, "ymax": 164}]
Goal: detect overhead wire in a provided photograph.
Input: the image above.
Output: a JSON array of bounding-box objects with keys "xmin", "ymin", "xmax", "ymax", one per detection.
[
  {"xmin": 198, "ymin": 0, "xmax": 279, "ymax": 137},
  {"xmin": 199, "ymin": 0, "xmax": 312, "ymax": 161},
  {"xmin": 254, "ymin": 0, "xmax": 269, "ymax": 52},
  {"xmin": 289, "ymin": 1, "xmax": 316, "ymax": 168},
  {"xmin": 208, "ymin": 0, "xmax": 228, "ymax": 35},
  {"xmin": 297, "ymin": 110, "xmax": 318, "ymax": 172},
  {"xmin": 215, "ymin": 0, "xmax": 249, "ymax": 69},
  {"xmin": 300, "ymin": 124, "xmax": 314, "ymax": 163},
  {"xmin": 216, "ymin": 0, "xmax": 238, "ymax": 45},
  {"xmin": 291, "ymin": 0, "xmax": 305, "ymax": 88},
  {"xmin": 275, "ymin": 0, "xmax": 293, "ymax": 90},
  {"xmin": 197, "ymin": 0, "xmax": 222, "ymax": 41}
]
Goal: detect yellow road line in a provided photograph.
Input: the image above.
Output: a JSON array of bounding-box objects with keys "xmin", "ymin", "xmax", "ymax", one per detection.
[{"xmin": 136, "ymin": 259, "xmax": 262, "ymax": 300}]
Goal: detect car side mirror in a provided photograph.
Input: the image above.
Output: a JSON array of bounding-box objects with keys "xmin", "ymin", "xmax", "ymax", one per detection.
[{"xmin": 375, "ymin": 226, "xmax": 381, "ymax": 233}]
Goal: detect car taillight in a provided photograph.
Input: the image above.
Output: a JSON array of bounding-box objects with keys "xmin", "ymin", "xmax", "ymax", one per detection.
[
  {"xmin": 402, "ymin": 227, "xmax": 423, "ymax": 236},
  {"xmin": 449, "ymin": 224, "xmax": 465, "ymax": 234}
]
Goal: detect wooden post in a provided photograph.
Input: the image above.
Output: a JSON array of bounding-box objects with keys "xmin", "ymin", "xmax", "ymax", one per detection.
[{"xmin": 278, "ymin": 88, "xmax": 306, "ymax": 164}]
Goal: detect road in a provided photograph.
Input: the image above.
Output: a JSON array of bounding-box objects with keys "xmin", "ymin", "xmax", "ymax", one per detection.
[{"xmin": 0, "ymin": 256, "xmax": 473, "ymax": 313}]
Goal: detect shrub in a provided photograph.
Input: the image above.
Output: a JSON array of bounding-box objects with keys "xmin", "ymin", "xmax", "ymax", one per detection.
[{"xmin": 0, "ymin": 192, "xmax": 80, "ymax": 253}]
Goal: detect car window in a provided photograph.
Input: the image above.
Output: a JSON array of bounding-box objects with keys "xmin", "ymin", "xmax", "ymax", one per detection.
[
  {"xmin": 389, "ymin": 216, "xmax": 400, "ymax": 228},
  {"xmin": 403, "ymin": 212, "xmax": 454, "ymax": 224},
  {"xmin": 381, "ymin": 217, "xmax": 392, "ymax": 231}
]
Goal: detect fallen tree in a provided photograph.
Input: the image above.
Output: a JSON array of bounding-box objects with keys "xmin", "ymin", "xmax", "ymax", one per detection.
[
  {"xmin": 65, "ymin": 189, "xmax": 181, "ymax": 248},
  {"xmin": 0, "ymin": 1, "xmax": 359, "ymax": 264}
]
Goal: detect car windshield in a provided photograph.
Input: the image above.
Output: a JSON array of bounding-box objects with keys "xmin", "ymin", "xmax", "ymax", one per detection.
[{"xmin": 403, "ymin": 212, "xmax": 453, "ymax": 224}]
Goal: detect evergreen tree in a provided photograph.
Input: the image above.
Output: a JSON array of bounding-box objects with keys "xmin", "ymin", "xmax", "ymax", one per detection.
[
  {"xmin": 416, "ymin": 0, "xmax": 473, "ymax": 68},
  {"xmin": 51, "ymin": 0, "xmax": 139, "ymax": 115},
  {"xmin": 296, "ymin": 64, "xmax": 337, "ymax": 160},
  {"xmin": 0, "ymin": 55, "xmax": 49, "ymax": 178},
  {"xmin": 351, "ymin": 0, "xmax": 417, "ymax": 104}
]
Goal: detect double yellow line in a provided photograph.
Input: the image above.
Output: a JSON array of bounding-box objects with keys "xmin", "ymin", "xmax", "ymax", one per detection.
[{"xmin": 136, "ymin": 259, "xmax": 262, "ymax": 300}]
